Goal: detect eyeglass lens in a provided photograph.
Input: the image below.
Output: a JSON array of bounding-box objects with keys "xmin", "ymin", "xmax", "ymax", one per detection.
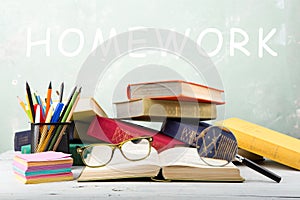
[
  {"xmin": 82, "ymin": 138, "xmax": 151, "ymax": 167},
  {"xmin": 82, "ymin": 145, "xmax": 113, "ymax": 167},
  {"xmin": 121, "ymin": 138, "xmax": 151, "ymax": 160}
]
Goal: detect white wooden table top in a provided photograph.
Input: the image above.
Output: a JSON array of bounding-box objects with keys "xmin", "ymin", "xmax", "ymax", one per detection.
[{"xmin": 1, "ymin": 151, "xmax": 299, "ymax": 200}]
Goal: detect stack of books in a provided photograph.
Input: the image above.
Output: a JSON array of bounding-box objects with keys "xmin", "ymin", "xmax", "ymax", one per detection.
[
  {"xmin": 86, "ymin": 80, "xmax": 224, "ymax": 153},
  {"xmin": 13, "ymin": 151, "xmax": 74, "ymax": 184},
  {"xmin": 76, "ymin": 80, "xmax": 245, "ymax": 182},
  {"xmin": 113, "ymin": 80, "xmax": 224, "ymax": 145},
  {"xmin": 115, "ymin": 80, "xmax": 224, "ymax": 120}
]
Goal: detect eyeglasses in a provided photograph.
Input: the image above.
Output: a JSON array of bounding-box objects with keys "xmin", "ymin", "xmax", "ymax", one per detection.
[{"xmin": 77, "ymin": 136, "xmax": 153, "ymax": 168}]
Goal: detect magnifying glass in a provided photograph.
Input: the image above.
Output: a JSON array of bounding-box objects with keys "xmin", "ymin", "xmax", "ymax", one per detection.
[{"xmin": 196, "ymin": 125, "xmax": 281, "ymax": 183}]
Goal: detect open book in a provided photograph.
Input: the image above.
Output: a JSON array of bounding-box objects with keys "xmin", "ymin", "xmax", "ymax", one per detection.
[{"xmin": 77, "ymin": 146, "xmax": 244, "ymax": 182}]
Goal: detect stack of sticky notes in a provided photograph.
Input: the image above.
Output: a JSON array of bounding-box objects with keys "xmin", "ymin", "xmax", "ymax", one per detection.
[{"xmin": 13, "ymin": 151, "xmax": 74, "ymax": 184}]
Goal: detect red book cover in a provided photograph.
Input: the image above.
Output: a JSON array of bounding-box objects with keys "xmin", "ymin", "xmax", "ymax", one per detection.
[{"xmin": 87, "ymin": 116, "xmax": 183, "ymax": 152}]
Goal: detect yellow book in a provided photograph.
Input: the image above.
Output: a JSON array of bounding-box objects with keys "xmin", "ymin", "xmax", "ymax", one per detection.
[
  {"xmin": 114, "ymin": 98, "xmax": 217, "ymax": 121},
  {"xmin": 216, "ymin": 118, "xmax": 300, "ymax": 170},
  {"xmin": 77, "ymin": 146, "xmax": 244, "ymax": 182}
]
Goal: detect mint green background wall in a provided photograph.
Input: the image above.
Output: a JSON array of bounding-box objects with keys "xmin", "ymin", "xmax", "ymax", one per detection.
[{"xmin": 0, "ymin": 0, "xmax": 299, "ymax": 153}]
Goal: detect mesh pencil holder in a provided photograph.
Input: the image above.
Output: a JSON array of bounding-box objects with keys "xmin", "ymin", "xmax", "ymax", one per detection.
[{"xmin": 30, "ymin": 121, "xmax": 75, "ymax": 153}]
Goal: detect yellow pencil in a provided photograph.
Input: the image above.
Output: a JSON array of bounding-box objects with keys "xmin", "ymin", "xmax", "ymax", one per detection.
[
  {"xmin": 17, "ymin": 96, "xmax": 27, "ymax": 112},
  {"xmin": 39, "ymin": 125, "xmax": 55, "ymax": 152},
  {"xmin": 17, "ymin": 96, "xmax": 32, "ymax": 122},
  {"xmin": 36, "ymin": 105, "xmax": 54, "ymax": 152},
  {"xmin": 25, "ymin": 94, "xmax": 34, "ymax": 123}
]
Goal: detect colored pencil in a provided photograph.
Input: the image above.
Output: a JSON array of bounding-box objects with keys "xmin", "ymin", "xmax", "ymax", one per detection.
[
  {"xmin": 47, "ymin": 86, "xmax": 78, "ymax": 151},
  {"xmin": 26, "ymin": 82, "xmax": 35, "ymax": 122},
  {"xmin": 59, "ymin": 82, "xmax": 64, "ymax": 103},
  {"xmin": 45, "ymin": 82, "xmax": 52, "ymax": 117},
  {"xmin": 52, "ymin": 87, "xmax": 81, "ymax": 151}
]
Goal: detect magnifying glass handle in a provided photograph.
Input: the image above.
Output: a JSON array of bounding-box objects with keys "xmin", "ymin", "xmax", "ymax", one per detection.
[{"xmin": 236, "ymin": 154, "xmax": 281, "ymax": 183}]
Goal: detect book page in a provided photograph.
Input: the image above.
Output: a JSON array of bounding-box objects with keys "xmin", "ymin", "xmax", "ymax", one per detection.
[
  {"xmin": 77, "ymin": 146, "xmax": 161, "ymax": 181},
  {"xmin": 158, "ymin": 147, "xmax": 236, "ymax": 168}
]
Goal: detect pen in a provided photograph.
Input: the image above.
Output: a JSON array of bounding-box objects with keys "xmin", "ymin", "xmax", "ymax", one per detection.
[
  {"xmin": 26, "ymin": 82, "xmax": 35, "ymax": 122},
  {"xmin": 45, "ymin": 82, "xmax": 52, "ymax": 117}
]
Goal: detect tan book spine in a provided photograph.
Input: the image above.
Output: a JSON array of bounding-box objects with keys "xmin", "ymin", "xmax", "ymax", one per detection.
[{"xmin": 142, "ymin": 99, "xmax": 217, "ymax": 119}]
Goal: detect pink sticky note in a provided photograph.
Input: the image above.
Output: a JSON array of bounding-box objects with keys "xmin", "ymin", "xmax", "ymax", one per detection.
[{"xmin": 15, "ymin": 151, "xmax": 71, "ymax": 162}]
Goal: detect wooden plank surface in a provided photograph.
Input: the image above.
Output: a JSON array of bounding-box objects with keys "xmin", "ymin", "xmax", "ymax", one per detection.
[{"xmin": 1, "ymin": 151, "xmax": 299, "ymax": 199}]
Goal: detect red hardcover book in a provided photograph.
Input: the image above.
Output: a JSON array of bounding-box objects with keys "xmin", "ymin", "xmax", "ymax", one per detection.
[
  {"xmin": 127, "ymin": 80, "xmax": 225, "ymax": 104},
  {"xmin": 87, "ymin": 116, "xmax": 183, "ymax": 152}
]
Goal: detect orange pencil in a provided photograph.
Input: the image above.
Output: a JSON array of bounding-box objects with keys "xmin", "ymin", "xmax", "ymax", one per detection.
[{"xmin": 45, "ymin": 82, "xmax": 52, "ymax": 117}]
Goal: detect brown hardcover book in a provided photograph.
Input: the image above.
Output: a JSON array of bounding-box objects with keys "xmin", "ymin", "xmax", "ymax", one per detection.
[
  {"xmin": 114, "ymin": 98, "xmax": 217, "ymax": 121},
  {"xmin": 77, "ymin": 146, "xmax": 244, "ymax": 182},
  {"xmin": 127, "ymin": 80, "xmax": 225, "ymax": 104}
]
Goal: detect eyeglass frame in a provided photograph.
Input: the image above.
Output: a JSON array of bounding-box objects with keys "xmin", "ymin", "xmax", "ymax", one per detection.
[{"xmin": 77, "ymin": 136, "xmax": 153, "ymax": 168}]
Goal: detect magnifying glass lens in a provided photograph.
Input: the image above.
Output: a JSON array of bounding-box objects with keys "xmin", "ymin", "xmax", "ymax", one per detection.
[{"xmin": 196, "ymin": 126, "xmax": 238, "ymax": 167}]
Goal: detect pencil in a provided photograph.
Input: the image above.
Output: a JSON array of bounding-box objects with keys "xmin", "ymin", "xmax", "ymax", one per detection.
[
  {"xmin": 17, "ymin": 96, "xmax": 32, "ymax": 122},
  {"xmin": 52, "ymin": 87, "xmax": 81, "ymax": 151},
  {"xmin": 36, "ymin": 105, "xmax": 54, "ymax": 152},
  {"xmin": 57, "ymin": 85, "xmax": 77, "ymax": 123},
  {"xmin": 32, "ymin": 92, "xmax": 38, "ymax": 105},
  {"xmin": 45, "ymin": 82, "xmax": 52, "ymax": 117},
  {"xmin": 33, "ymin": 105, "xmax": 41, "ymax": 153},
  {"xmin": 59, "ymin": 82, "xmax": 64, "ymax": 103},
  {"xmin": 17, "ymin": 96, "xmax": 27, "ymax": 114},
  {"xmin": 26, "ymin": 82, "xmax": 35, "ymax": 122},
  {"xmin": 35, "ymin": 93, "xmax": 45, "ymax": 121},
  {"xmin": 39, "ymin": 102, "xmax": 64, "ymax": 152},
  {"xmin": 47, "ymin": 86, "xmax": 78, "ymax": 151},
  {"xmin": 41, "ymin": 86, "xmax": 77, "ymax": 151}
]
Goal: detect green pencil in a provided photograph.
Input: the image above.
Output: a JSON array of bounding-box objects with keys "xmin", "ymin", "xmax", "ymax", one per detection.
[{"xmin": 47, "ymin": 87, "xmax": 81, "ymax": 151}]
